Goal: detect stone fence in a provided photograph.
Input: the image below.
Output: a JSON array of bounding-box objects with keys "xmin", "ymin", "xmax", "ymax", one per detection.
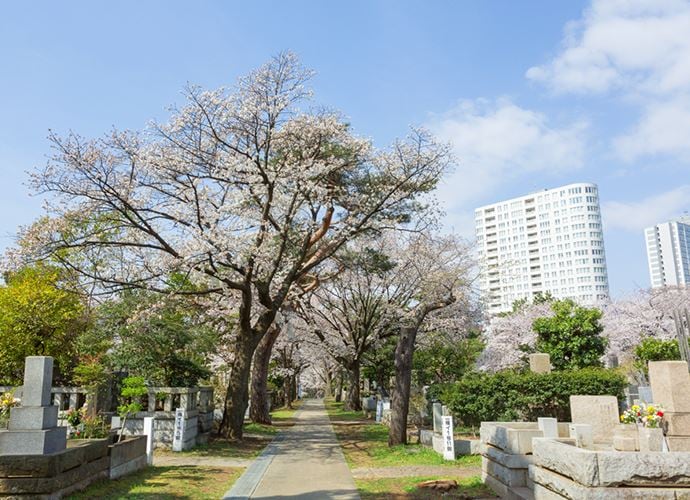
[
  {"xmin": 1, "ymin": 384, "xmax": 214, "ymax": 450},
  {"xmin": 118, "ymin": 386, "xmax": 214, "ymax": 450}
]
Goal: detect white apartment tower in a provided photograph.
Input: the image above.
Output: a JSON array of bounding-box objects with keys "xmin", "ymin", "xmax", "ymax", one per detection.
[
  {"xmin": 644, "ymin": 216, "xmax": 690, "ymax": 288},
  {"xmin": 475, "ymin": 182, "xmax": 610, "ymax": 314}
]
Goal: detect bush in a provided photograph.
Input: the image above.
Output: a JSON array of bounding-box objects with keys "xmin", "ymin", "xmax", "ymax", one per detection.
[
  {"xmin": 428, "ymin": 368, "xmax": 627, "ymax": 427},
  {"xmin": 634, "ymin": 338, "xmax": 681, "ymax": 375}
]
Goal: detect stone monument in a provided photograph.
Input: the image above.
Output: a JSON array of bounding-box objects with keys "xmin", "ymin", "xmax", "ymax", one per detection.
[
  {"xmin": 0, "ymin": 356, "xmax": 67, "ymax": 455},
  {"xmin": 529, "ymin": 353, "xmax": 551, "ymax": 374},
  {"xmin": 569, "ymin": 395, "xmax": 619, "ymax": 444},
  {"xmin": 650, "ymin": 360, "xmax": 690, "ymax": 451}
]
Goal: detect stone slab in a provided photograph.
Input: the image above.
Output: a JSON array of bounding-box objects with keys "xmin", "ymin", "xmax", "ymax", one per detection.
[
  {"xmin": 530, "ymin": 464, "xmax": 688, "ymax": 499},
  {"xmin": 480, "ymin": 422, "xmax": 543, "ymax": 454},
  {"xmin": 538, "ymin": 418, "xmax": 558, "ymax": 438},
  {"xmin": 569, "ymin": 423, "xmax": 593, "ymax": 448},
  {"xmin": 0, "ymin": 427, "xmax": 67, "ymax": 455},
  {"xmin": 481, "ymin": 471, "xmax": 533, "ymax": 500},
  {"xmin": 649, "ymin": 361, "xmax": 690, "ymax": 413},
  {"xmin": 532, "ymin": 438, "xmax": 599, "ymax": 486},
  {"xmin": 109, "ymin": 455, "xmax": 147, "ymax": 480},
  {"xmin": 612, "ymin": 435, "xmax": 637, "ymax": 451},
  {"xmin": 482, "ymin": 442, "xmax": 537, "ymax": 469},
  {"xmin": 482, "ymin": 456, "xmax": 527, "ymax": 487},
  {"xmin": 596, "ymin": 449, "xmax": 690, "ymax": 486},
  {"xmin": 9, "ymin": 405, "xmax": 59, "ymax": 430},
  {"xmin": 569, "ymin": 396, "xmax": 619, "ymax": 443}
]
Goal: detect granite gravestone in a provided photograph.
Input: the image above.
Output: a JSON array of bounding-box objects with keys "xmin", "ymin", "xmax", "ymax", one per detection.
[{"xmin": 0, "ymin": 356, "xmax": 67, "ymax": 455}]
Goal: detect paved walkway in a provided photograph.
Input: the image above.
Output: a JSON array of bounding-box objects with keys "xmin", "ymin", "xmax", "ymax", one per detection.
[{"xmin": 224, "ymin": 399, "xmax": 360, "ymax": 499}]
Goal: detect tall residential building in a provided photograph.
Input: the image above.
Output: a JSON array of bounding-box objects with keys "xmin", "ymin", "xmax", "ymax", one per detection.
[
  {"xmin": 644, "ymin": 216, "xmax": 690, "ymax": 288},
  {"xmin": 475, "ymin": 182, "xmax": 610, "ymax": 314}
]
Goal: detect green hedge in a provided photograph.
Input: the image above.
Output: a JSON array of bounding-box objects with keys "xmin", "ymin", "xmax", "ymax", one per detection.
[{"xmin": 427, "ymin": 369, "xmax": 627, "ymax": 427}]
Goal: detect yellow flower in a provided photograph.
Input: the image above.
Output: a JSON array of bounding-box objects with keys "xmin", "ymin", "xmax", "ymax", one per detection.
[{"xmin": 632, "ymin": 405, "xmax": 640, "ymax": 412}]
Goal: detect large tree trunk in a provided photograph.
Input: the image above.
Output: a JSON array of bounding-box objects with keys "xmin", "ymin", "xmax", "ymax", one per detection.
[
  {"xmin": 335, "ymin": 370, "xmax": 344, "ymax": 402},
  {"xmin": 344, "ymin": 361, "xmax": 361, "ymax": 411},
  {"xmin": 219, "ymin": 335, "xmax": 258, "ymax": 440},
  {"xmin": 249, "ymin": 326, "xmax": 281, "ymax": 425},
  {"xmin": 389, "ymin": 326, "xmax": 417, "ymax": 446}
]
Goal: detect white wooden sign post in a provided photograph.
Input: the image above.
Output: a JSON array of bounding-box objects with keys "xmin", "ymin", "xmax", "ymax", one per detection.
[
  {"xmin": 172, "ymin": 408, "xmax": 186, "ymax": 452},
  {"xmin": 441, "ymin": 415, "xmax": 455, "ymax": 460}
]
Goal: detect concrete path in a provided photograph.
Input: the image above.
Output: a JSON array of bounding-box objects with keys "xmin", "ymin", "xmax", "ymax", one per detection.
[{"xmin": 223, "ymin": 399, "xmax": 360, "ymax": 499}]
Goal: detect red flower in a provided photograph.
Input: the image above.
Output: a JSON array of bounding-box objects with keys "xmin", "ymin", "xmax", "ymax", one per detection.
[
  {"xmin": 637, "ymin": 411, "xmax": 641, "ymax": 416},
  {"xmin": 657, "ymin": 411, "xmax": 664, "ymax": 417}
]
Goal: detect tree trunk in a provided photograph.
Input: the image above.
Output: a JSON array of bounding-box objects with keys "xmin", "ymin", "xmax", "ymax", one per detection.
[
  {"xmin": 249, "ymin": 326, "xmax": 281, "ymax": 424},
  {"xmin": 389, "ymin": 326, "xmax": 417, "ymax": 446},
  {"xmin": 335, "ymin": 371, "xmax": 343, "ymax": 402},
  {"xmin": 219, "ymin": 336, "xmax": 257, "ymax": 440},
  {"xmin": 324, "ymin": 364, "xmax": 333, "ymax": 398},
  {"xmin": 344, "ymin": 361, "xmax": 361, "ymax": 411}
]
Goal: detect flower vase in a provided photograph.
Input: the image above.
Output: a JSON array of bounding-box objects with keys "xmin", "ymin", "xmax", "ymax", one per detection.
[{"xmin": 638, "ymin": 427, "xmax": 664, "ymax": 452}]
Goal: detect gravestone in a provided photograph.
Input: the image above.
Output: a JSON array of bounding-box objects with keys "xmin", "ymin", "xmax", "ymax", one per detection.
[
  {"xmin": 569, "ymin": 395, "xmax": 619, "ymax": 443},
  {"xmin": 0, "ymin": 356, "xmax": 67, "ymax": 455},
  {"xmin": 529, "ymin": 353, "xmax": 551, "ymax": 374},
  {"xmin": 143, "ymin": 416, "xmax": 155, "ymax": 465},
  {"xmin": 650, "ymin": 360, "xmax": 690, "ymax": 451}
]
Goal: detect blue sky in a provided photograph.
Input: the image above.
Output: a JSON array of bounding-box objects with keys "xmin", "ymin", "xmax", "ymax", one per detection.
[{"xmin": 1, "ymin": 0, "xmax": 689, "ymax": 296}]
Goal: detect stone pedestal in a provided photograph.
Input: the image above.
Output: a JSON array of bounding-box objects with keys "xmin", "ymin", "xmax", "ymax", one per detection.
[{"xmin": 0, "ymin": 357, "xmax": 67, "ymax": 455}]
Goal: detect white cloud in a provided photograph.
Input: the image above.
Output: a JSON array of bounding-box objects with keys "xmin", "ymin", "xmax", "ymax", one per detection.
[
  {"xmin": 527, "ymin": 0, "xmax": 690, "ymax": 96},
  {"xmin": 602, "ymin": 185, "xmax": 690, "ymax": 231},
  {"xmin": 527, "ymin": 0, "xmax": 690, "ymax": 163},
  {"xmin": 614, "ymin": 96, "xmax": 690, "ymax": 161},
  {"xmin": 429, "ymin": 98, "xmax": 587, "ymax": 215}
]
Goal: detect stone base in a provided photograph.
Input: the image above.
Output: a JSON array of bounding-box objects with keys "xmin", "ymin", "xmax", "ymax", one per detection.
[
  {"xmin": 0, "ymin": 427, "xmax": 67, "ymax": 455},
  {"xmin": 9, "ymin": 405, "xmax": 59, "ymax": 430},
  {"xmin": 667, "ymin": 435, "xmax": 690, "ymax": 452},
  {"xmin": 530, "ymin": 464, "xmax": 690, "ymax": 499}
]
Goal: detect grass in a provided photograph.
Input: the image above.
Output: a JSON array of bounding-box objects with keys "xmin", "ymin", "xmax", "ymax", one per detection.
[
  {"xmin": 155, "ymin": 401, "xmax": 304, "ymax": 459},
  {"xmin": 357, "ymin": 475, "xmax": 494, "ymax": 499},
  {"xmin": 325, "ymin": 399, "xmax": 480, "ymax": 469},
  {"xmin": 67, "ymin": 465, "xmax": 243, "ymax": 499}
]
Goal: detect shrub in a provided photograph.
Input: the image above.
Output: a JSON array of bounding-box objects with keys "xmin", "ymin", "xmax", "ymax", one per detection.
[
  {"xmin": 428, "ymin": 368, "xmax": 627, "ymax": 427},
  {"xmin": 532, "ymin": 299, "xmax": 607, "ymax": 370},
  {"xmin": 633, "ymin": 338, "xmax": 681, "ymax": 375}
]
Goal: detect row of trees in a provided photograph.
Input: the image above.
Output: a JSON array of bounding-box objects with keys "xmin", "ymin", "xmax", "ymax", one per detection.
[{"xmin": 4, "ymin": 52, "xmax": 475, "ymax": 444}]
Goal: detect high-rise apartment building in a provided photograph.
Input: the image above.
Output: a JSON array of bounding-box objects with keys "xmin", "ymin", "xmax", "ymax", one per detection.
[
  {"xmin": 644, "ymin": 216, "xmax": 690, "ymax": 288},
  {"xmin": 475, "ymin": 182, "xmax": 610, "ymax": 314}
]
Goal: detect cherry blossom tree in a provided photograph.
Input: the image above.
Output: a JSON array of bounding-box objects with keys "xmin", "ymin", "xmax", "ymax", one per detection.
[
  {"xmin": 9, "ymin": 53, "xmax": 452, "ymax": 439},
  {"xmin": 377, "ymin": 233, "xmax": 475, "ymax": 446},
  {"xmin": 296, "ymin": 241, "xmax": 400, "ymax": 411}
]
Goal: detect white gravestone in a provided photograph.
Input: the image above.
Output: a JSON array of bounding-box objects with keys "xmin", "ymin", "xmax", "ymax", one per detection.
[
  {"xmin": 172, "ymin": 408, "xmax": 186, "ymax": 452},
  {"xmin": 432, "ymin": 402, "xmax": 442, "ymax": 434},
  {"xmin": 375, "ymin": 400, "xmax": 383, "ymax": 423},
  {"xmin": 143, "ymin": 416, "xmax": 155, "ymax": 465},
  {"xmin": 442, "ymin": 415, "xmax": 455, "ymax": 460}
]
